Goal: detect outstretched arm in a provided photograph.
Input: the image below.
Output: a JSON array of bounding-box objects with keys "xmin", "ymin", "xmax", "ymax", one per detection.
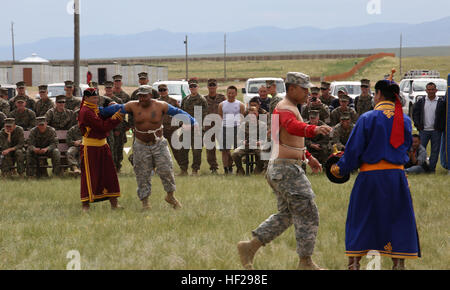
[{"xmin": 165, "ymin": 103, "xmax": 198, "ymax": 126}]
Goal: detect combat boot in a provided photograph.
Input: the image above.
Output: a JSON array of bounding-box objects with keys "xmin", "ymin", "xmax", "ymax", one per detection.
[
  {"xmin": 392, "ymin": 258, "xmax": 406, "ymax": 270},
  {"xmin": 142, "ymin": 197, "xmax": 150, "ymax": 211},
  {"xmin": 237, "ymin": 238, "xmax": 263, "ymax": 270},
  {"xmin": 297, "ymin": 256, "xmax": 325, "ymax": 270},
  {"xmin": 165, "ymin": 193, "xmax": 182, "ymax": 210},
  {"xmin": 348, "ymin": 257, "xmax": 361, "ymax": 270},
  {"xmin": 109, "ymin": 197, "xmax": 124, "ymax": 210}
]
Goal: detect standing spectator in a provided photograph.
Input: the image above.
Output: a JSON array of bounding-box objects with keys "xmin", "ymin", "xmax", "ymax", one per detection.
[
  {"xmin": 412, "ymin": 82, "xmax": 446, "ymax": 173},
  {"xmin": 34, "ymin": 85, "xmax": 55, "ymax": 117},
  {"xmin": 257, "ymin": 86, "xmax": 271, "ymax": 113},
  {"xmin": 354, "ymin": 79, "xmax": 374, "ymax": 116},
  {"xmin": 0, "ymin": 88, "xmax": 11, "ymax": 115},
  {"xmin": 63, "ymin": 80, "xmax": 82, "ymax": 110},
  {"xmin": 218, "ymin": 86, "xmax": 245, "ymax": 174},
  {"xmin": 319, "ymin": 81, "xmax": 336, "ymax": 108},
  {"xmin": 9, "ymin": 81, "xmax": 35, "ymax": 112},
  {"xmin": 405, "ymin": 134, "xmax": 429, "ymax": 174}
]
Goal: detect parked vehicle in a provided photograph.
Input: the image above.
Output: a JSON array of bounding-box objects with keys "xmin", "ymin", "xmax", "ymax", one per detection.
[
  {"xmin": 241, "ymin": 77, "xmax": 286, "ymax": 105},
  {"xmin": 330, "ymin": 81, "xmax": 363, "ymax": 100},
  {"xmin": 152, "ymin": 80, "xmax": 190, "ymax": 105}
]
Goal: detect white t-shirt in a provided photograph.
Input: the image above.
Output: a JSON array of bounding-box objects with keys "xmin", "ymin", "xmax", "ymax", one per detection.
[
  {"xmin": 424, "ymin": 97, "xmax": 438, "ymax": 131},
  {"xmin": 222, "ymin": 99, "xmax": 242, "ymax": 127}
]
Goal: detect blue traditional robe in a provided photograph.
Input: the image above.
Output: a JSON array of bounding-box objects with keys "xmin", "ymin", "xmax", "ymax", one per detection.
[{"xmin": 337, "ymin": 101, "xmax": 421, "ymax": 259}]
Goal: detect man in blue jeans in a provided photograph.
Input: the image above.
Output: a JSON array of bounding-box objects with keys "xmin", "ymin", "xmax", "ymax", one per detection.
[{"xmin": 412, "ymin": 82, "xmax": 446, "ymax": 173}]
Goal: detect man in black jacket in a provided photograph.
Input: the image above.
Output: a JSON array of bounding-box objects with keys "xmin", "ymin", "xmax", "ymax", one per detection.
[{"xmin": 412, "ymin": 82, "xmax": 446, "ymax": 172}]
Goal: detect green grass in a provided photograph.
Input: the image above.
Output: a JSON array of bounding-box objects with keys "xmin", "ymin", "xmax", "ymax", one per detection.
[{"xmin": 0, "ymin": 146, "xmax": 449, "ymax": 270}]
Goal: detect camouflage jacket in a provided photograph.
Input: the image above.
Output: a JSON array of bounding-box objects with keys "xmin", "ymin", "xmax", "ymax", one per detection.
[
  {"xmin": 45, "ymin": 108, "xmax": 75, "ymax": 130},
  {"xmin": 64, "ymin": 96, "xmax": 82, "ymax": 111},
  {"xmin": 0, "ymin": 126, "xmax": 24, "ymax": 151},
  {"xmin": 34, "ymin": 98, "xmax": 55, "ymax": 117},
  {"xmin": 27, "ymin": 126, "xmax": 58, "ymax": 151},
  {"xmin": 66, "ymin": 124, "xmax": 82, "ymax": 147},
  {"xmin": 330, "ymin": 123, "xmax": 355, "ymax": 151},
  {"xmin": 330, "ymin": 107, "xmax": 358, "ymax": 126},
  {"xmin": 237, "ymin": 120, "xmax": 268, "ymax": 150},
  {"xmin": 269, "ymin": 95, "xmax": 283, "ymax": 114},
  {"xmin": 354, "ymin": 95, "xmax": 374, "ymax": 116},
  {"xmin": 98, "ymin": 95, "xmax": 114, "ymax": 107},
  {"xmin": 301, "ymin": 103, "xmax": 331, "ymax": 124},
  {"xmin": 320, "ymin": 95, "xmax": 337, "ymax": 107},
  {"xmin": 181, "ymin": 94, "xmax": 208, "ymax": 123},
  {"xmin": 9, "ymin": 108, "xmax": 36, "ymax": 130},
  {"xmin": 0, "ymin": 111, "xmax": 6, "ymax": 129},
  {"xmin": 9, "ymin": 95, "xmax": 36, "ymax": 112},
  {"xmin": 204, "ymin": 93, "xmax": 226, "ymax": 128},
  {"xmin": 113, "ymin": 89, "xmax": 130, "ymax": 104},
  {"xmin": 0, "ymin": 98, "xmax": 10, "ymax": 115},
  {"xmin": 305, "ymin": 120, "xmax": 331, "ymax": 153}
]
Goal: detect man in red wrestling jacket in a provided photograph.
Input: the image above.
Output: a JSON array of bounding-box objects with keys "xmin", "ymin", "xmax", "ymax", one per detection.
[{"xmin": 237, "ymin": 72, "xmax": 332, "ymax": 270}]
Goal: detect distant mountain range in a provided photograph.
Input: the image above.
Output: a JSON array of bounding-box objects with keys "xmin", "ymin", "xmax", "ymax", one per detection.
[{"xmin": 2, "ymin": 16, "xmax": 450, "ymax": 61}]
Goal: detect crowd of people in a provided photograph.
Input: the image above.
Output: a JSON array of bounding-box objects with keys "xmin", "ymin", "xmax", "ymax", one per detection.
[{"xmin": 0, "ymin": 73, "xmax": 447, "ymax": 177}]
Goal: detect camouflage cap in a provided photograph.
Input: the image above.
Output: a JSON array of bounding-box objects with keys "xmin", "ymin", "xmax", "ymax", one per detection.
[
  {"xmin": 138, "ymin": 72, "xmax": 148, "ymax": 79},
  {"xmin": 16, "ymin": 81, "xmax": 26, "ymax": 88},
  {"xmin": 360, "ymin": 79, "xmax": 370, "ymax": 87},
  {"xmin": 36, "ymin": 116, "xmax": 47, "ymax": 125},
  {"xmin": 158, "ymin": 84, "xmax": 168, "ymax": 89},
  {"xmin": 286, "ymin": 72, "xmax": 313, "ymax": 88},
  {"xmin": 64, "ymin": 80, "xmax": 74, "ymax": 87},
  {"xmin": 339, "ymin": 94, "xmax": 350, "ymax": 101},
  {"xmin": 340, "ymin": 113, "xmax": 351, "ymax": 120},
  {"xmin": 15, "ymin": 95, "xmax": 27, "ymax": 103},
  {"xmin": 38, "ymin": 85, "xmax": 48, "ymax": 91},
  {"xmin": 104, "ymin": 81, "xmax": 114, "ymax": 88},
  {"xmin": 266, "ymin": 80, "xmax": 276, "ymax": 87},
  {"xmin": 55, "ymin": 95, "xmax": 66, "ymax": 103},
  {"xmin": 112, "ymin": 75, "xmax": 123, "ymax": 81},
  {"xmin": 310, "ymin": 86, "xmax": 320, "ymax": 94},
  {"xmin": 320, "ymin": 81, "xmax": 331, "ymax": 89},
  {"xmin": 188, "ymin": 78, "xmax": 198, "ymax": 85},
  {"xmin": 89, "ymin": 81, "xmax": 98, "ymax": 88},
  {"xmin": 4, "ymin": 118, "xmax": 15, "ymax": 126},
  {"xmin": 337, "ymin": 87, "xmax": 348, "ymax": 95},
  {"xmin": 136, "ymin": 85, "xmax": 153, "ymax": 95},
  {"xmin": 309, "ymin": 110, "xmax": 320, "ymax": 117},
  {"xmin": 0, "ymin": 88, "xmax": 7, "ymax": 96}
]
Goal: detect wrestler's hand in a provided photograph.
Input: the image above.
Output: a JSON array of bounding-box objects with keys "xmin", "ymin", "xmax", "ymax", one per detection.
[
  {"xmin": 308, "ymin": 156, "xmax": 322, "ymax": 173},
  {"xmin": 314, "ymin": 125, "xmax": 332, "ymax": 136}
]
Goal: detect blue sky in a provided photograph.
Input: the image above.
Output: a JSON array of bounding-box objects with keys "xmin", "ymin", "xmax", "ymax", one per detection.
[{"xmin": 1, "ymin": 0, "xmax": 449, "ymax": 47}]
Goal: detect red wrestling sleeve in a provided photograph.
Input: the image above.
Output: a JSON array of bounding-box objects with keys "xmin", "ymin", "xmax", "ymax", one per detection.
[{"xmin": 275, "ymin": 109, "xmax": 317, "ymax": 138}]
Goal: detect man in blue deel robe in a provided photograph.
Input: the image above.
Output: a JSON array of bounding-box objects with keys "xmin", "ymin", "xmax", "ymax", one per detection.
[{"xmin": 330, "ymin": 79, "xmax": 421, "ymax": 270}]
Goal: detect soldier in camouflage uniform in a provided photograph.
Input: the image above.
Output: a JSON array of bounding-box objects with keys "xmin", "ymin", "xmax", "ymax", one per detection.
[
  {"xmin": 45, "ymin": 95, "xmax": 74, "ymax": 130},
  {"xmin": 66, "ymin": 123, "xmax": 82, "ymax": 174},
  {"xmin": 9, "ymin": 96, "xmax": 36, "ymax": 130},
  {"xmin": 305, "ymin": 110, "xmax": 331, "ymax": 165},
  {"xmin": 238, "ymin": 72, "xmax": 330, "ymax": 270},
  {"xmin": 203, "ymin": 79, "xmax": 226, "ymax": 174},
  {"xmin": 0, "ymin": 88, "xmax": 11, "ymax": 115},
  {"xmin": 179, "ymin": 79, "xmax": 208, "ymax": 175},
  {"xmin": 63, "ymin": 80, "xmax": 82, "ymax": 111},
  {"xmin": 100, "ymin": 81, "xmax": 117, "ymax": 153},
  {"xmin": 354, "ymin": 79, "xmax": 373, "ymax": 117},
  {"xmin": 130, "ymin": 72, "xmax": 151, "ymax": 101},
  {"xmin": 330, "ymin": 94, "xmax": 358, "ymax": 126},
  {"xmin": 0, "ymin": 111, "xmax": 5, "ymax": 129},
  {"xmin": 0, "ymin": 118, "xmax": 25, "ymax": 176},
  {"xmin": 9, "ymin": 81, "xmax": 36, "ymax": 112},
  {"xmin": 319, "ymin": 81, "xmax": 336, "ymax": 109},
  {"xmin": 26, "ymin": 117, "xmax": 61, "ymax": 177},
  {"xmin": 157, "ymin": 84, "xmax": 184, "ymax": 171},
  {"xmin": 112, "ymin": 75, "xmax": 131, "ymax": 103},
  {"xmin": 267, "ymin": 80, "xmax": 283, "ymax": 114},
  {"xmin": 34, "ymin": 85, "xmax": 55, "ymax": 117},
  {"xmin": 330, "ymin": 113, "xmax": 354, "ymax": 151},
  {"xmin": 301, "ymin": 87, "xmax": 331, "ymax": 124}
]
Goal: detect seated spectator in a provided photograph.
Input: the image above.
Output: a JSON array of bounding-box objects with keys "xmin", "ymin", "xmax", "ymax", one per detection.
[
  {"xmin": 247, "ymin": 97, "xmax": 269, "ymax": 121},
  {"xmin": 305, "ymin": 110, "xmax": 331, "ymax": 165},
  {"xmin": 0, "ymin": 118, "xmax": 25, "ymax": 177},
  {"xmin": 405, "ymin": 134, "xmax": 429, "ymax": 174},
  {"xmin": 301, "ymin": 87, "xmax": 331, "ymax": 125},
  {"xmin": 330, "ymin": 87, "xmax": 354, "ymax": 111},
  {"xmin": 45, "ymin": 95, "xmax": 75, "ymax": 130},
  {"xmin": 232, "ymin": 106, "xmax": 268, "ymax": 175},
  {"xmin": 8, "ymin": 96, "xmax": 36, "ymax": 130},
  {"xmin": 330, "ymin": 94, "xmax": 357, "ymax": 126},
  {"xmin": 26, "ymin": 117, "xmax": 61, "ymax": 177},
  {"xmin": 330, "ymin": 113, "xmax": 354, "ymax": 151}
]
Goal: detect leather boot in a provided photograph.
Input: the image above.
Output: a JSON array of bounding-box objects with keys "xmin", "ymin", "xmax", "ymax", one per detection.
[
  {"xmin": 392, "ymin": 258, "xmax": 406, "ymax": 270},
  {"xmin": 348, "ymin": 257, "xmax": 361, "ymax": 270},
  {"xmin": 142, "ymin": 197, "xmax": 150, "ymax": 211},
  {"xmin": 165, "ymin": 193, "xmax": 182, "ymax": 209},
  {"xmin": 109, "ymin": 197, "xmax": 123, "ymax": 210},
  {"xmin": 297, "ymin": 256, "xmax": 325, "ymax": 270},
  {"xmin": 237, "ymin": 238, "xmax": 263, "ymax": 270}
]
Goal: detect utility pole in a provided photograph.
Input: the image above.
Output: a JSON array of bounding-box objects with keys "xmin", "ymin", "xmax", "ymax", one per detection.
[
  {"xmin": 184, "ymin": 35, "xmax": 188, "ymax": 80},
  {"xmin": 74, "ymin": 0, "xmax": 80, "ymax": 96},
  {"xmin": 11, "ymin": 22, "xmax": 15, "ymax": 63},
  {"xmin": 224, "ymin": 33, "xmax": 227, "ymax": 82},
  {"xmin": 399, "ymin": 33, "xmax": 403, "ymax": 78}
]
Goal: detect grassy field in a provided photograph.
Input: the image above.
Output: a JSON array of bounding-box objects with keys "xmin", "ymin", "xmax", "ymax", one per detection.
[{"xmin": 0, "ymin": 145, "xmax": 449, "ymax": 270}]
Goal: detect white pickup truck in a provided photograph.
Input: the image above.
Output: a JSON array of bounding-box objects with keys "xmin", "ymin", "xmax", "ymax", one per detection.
[{"xmin": 241, "ymin": 77, "xmax": 286, "ymax": 105}]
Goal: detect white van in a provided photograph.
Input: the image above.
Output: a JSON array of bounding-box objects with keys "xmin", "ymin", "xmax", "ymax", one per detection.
[
  {"xmin": 152, "ymin": 80, "xmax": 190, "ymax": 105},
  {"xmin": 241, "ymin": 77, "xmax": 286, "ymax": 105}
]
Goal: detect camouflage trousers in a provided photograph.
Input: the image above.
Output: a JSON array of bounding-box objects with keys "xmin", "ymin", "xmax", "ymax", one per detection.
[
  {"xmin": 26, "ymin": 148, "xmax": 61, "ymax": 177},
  {"xmin": 133, "ymin": 138, "xmax": 176, "ymax": 201},
  {"xmin": 1, "ymin": 149, "xmax": 25, "ymax": 174},
  {"xmin": 252, "ymin": 159, "xmax": 319, "ymax": 257},
  {"xmin": 67, "ymin": 146, "xmax": 80, "ymax": 167}
]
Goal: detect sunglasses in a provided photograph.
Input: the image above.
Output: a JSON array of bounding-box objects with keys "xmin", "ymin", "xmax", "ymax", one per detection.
[
  {"xmin": 320, "ymin": 88, "xmax": 328, "ymax": 90},
  {"xmin": 361, "ymin": 85, "xmax": 369, "ymax": 88},
  {"xmin": 158, "ymin": 88, "xmax": 167, "ymax": 92},
  {"xmin": 189, "ymin": 84, "xmax": 198, "ymax": 88}
]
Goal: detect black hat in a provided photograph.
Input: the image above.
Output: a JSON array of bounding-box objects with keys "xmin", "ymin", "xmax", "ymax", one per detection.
[{"xmin": 83, "ymin": 88, "xmax": 97, "ymax": 97}]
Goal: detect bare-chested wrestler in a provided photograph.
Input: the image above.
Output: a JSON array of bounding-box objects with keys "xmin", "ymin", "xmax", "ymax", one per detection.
[
  {"xmin": 237, "ymin": 72, "xmax": 332, "ymax": 270},
  {"xmin": 101, "ymin": 85, "xmax": 197, "ymax": 210}
]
